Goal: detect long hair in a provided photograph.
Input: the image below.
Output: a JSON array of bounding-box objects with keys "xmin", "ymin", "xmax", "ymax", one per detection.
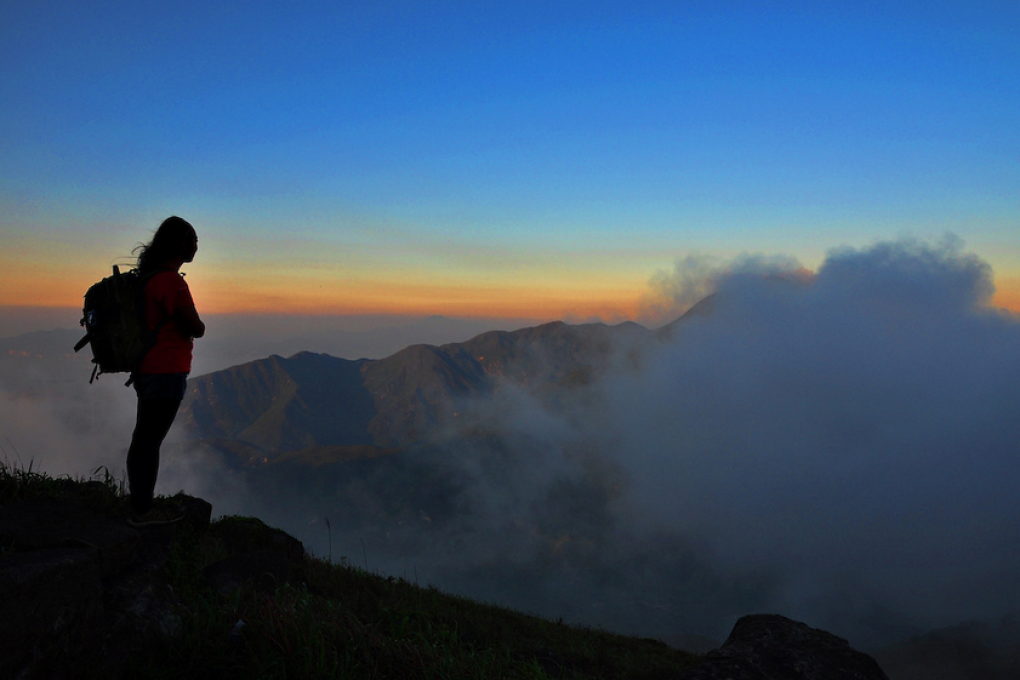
[{"xmin": 134, "ymin": 216, "xmax": 194, "ymax": 274}]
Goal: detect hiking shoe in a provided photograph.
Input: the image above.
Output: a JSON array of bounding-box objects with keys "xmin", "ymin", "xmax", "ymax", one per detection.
[{"xmin": 128, "ymin": 506, "xmax": 184, "ymax": 528}]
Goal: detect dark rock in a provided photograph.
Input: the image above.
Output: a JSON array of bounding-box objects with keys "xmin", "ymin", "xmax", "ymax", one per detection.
[
  {"xmin": 177, "ymin": 493, "xmax": 214, "ymax": 529},
  {"xmin": 0, "ymin": 494, "xmax": 211, "ymax": 679},
  {"xmin": 200, "ymin": 516, "xmax": 306, "ymax": 594},
  {"xmin": 0, "ymin": 496, "xmax": 139, "ymax": 577},
  {"xmin": 0, "ymin": 547, "xmax": 106, "ymax": 678},
  {"xmin": 675, "ymin": 614, "xmax": 890, "ymax": 680},
  {"xmin": 203, "ymin": 515, "xmax": 304, "ymax": 563}
]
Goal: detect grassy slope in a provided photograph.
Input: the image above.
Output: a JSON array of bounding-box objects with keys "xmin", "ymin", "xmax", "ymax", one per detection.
[{"xmin": 1, "ymin": 461, "xmax": 700, "ymax": 679}]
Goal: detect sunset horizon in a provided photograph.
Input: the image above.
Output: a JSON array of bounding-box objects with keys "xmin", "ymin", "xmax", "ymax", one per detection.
[
  {"xmin": 3, "ymin": 3, "xmax": 1017, "ymax": 336},
  {"xmin": 2, "ymin": 236, "xmax": 1018, "ymax": 340}
]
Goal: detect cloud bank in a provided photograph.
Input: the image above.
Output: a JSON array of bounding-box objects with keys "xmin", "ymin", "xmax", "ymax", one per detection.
[{"xmin": 608, "ymin": 235, "xmax": 1018, "ymax": 643}]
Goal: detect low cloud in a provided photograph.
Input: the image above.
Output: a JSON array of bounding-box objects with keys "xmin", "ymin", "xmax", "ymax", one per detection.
[
  {"xmin": 610, "ymin": 235, "xmax": 1018, "ymax": 644},
  {"xmin": 640, "ymin": 252, "xmax": 808, "ymax": 323},
  {"xmin": 0, "ymin": 379, "xmax": 132, "ymax": 478}
]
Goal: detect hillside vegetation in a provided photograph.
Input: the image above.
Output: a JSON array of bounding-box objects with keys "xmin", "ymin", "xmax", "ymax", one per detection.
[{"xmin": 1, "ymin": 460, "xmax": 701, "ymax": 679}]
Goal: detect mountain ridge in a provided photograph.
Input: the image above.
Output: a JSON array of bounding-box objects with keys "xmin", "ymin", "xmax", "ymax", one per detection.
[{"xmin": 181, "ymin": 318, "xmax": 662, "ymax": 456}]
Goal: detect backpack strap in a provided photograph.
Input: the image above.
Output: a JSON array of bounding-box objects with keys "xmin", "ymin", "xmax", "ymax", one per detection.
[{"xmin": 74, "ymin": 333, "xmax": 91, "ymax": 353}]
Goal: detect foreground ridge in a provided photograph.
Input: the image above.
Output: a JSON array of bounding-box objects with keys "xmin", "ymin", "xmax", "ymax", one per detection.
[
  {"xmin": 0, "ymin": 467, "xmax": 891, "ymax": 679},
  {"xmin": 1, "ymin": 469, "xmax": 698, "ymax": 679}
]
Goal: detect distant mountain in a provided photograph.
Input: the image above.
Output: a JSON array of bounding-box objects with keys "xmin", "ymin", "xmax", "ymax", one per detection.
[
  {"xmin": 183, "ymin": 353, "xmax": 376, "ymax": 454},
  {"xmin": 190, "ymin": 313, "xmax": 543, "ymax": 375},
  {"xmin": 657, "ymin": 293, "xmax": 717, "ymax": 339},
  {"xmin": 181, "ymin": 320, "xmax": 660, "ymax": 457}
]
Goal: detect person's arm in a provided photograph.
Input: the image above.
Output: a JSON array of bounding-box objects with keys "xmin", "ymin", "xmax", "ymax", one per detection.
[{"xmin": 175, "ymin": 305, "xmax": 206, "ymax": 339}]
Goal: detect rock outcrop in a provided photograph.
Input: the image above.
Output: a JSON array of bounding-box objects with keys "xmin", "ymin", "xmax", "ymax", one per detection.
[
  {"xmin": 676, "ymin": 614, "xmax": 889, "ymax": 680},
  {"xmin": 0, "ymin": 489, "xmax": 305, "ymax": 679}
]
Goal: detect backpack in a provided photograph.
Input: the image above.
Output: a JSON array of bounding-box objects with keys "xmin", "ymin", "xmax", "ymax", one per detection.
[{"xmin": 73, "ymin": 265, "xmax": 161, "ymax": 384}]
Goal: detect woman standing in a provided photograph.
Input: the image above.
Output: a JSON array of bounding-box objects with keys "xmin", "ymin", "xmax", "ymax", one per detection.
[{"xmin": 126, "ymin": 216, "xmax": 205, "ymax": 527}]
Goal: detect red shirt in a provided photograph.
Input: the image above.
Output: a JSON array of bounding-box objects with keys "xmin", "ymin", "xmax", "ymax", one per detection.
[{"xmin": 137, "ymin": 271, "xmax": 196, "ymax": 374}]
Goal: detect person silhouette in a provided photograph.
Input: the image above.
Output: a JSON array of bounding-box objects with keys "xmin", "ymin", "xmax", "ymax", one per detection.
[{"xmin": 125, "ymin": 216, "xmax": 205, "ymax": 527}]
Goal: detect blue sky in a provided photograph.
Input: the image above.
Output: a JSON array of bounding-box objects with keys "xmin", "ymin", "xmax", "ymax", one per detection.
[{"xmin": 2, "ymin": 1, "xmax": 1018, "ymax": 319}]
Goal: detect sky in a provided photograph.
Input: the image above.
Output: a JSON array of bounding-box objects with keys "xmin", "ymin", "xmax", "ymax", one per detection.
[{"xmin": 2, "ymin": 1, "xmax": 1019, "ymax": 328}]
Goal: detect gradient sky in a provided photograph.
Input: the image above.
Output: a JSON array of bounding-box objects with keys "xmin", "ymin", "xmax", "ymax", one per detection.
[{"xmin": 2, "ymin": 1, "xmax": 1018, "ymax": 323}]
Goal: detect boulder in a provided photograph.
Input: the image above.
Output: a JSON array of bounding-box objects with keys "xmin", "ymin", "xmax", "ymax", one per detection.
[
  {"xmin": 200, "ymin": 516, "xmax": 306, "ymax": 594},
  {"xmin": 0, "ymin": 546, "xmax": 106, "ymax": 678},
  {"xmin": 675, "ymin": 614, "xmax": 889, "ymax": 680},
  {"xmin": 0, "ymin": 496, "xmax": 140, "ymax": 577},
  {"xmin": 0, "ymin": 493, "xmax": 211, "ymax": 679}
]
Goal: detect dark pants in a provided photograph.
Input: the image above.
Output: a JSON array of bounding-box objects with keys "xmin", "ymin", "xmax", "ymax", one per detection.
[{"xmin": 127, "ymin": 373, "xmax": 187, "ymax": 514}]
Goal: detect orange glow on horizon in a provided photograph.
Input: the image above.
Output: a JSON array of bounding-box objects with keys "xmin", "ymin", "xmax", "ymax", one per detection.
[
  {"xmin": 992, "ymin": 277, "xmax": 1020, "ymax": 314},
  {"xmin": 191, "ymin": 279, "xmax": 646, "ymax": 321},
  {"xmin": 5, "ymin": 266, "xmax": 1019, "ymax": 320},
  {"xmin": 172, "ymin": 259, "xmax": 650, "ymax": 320}
]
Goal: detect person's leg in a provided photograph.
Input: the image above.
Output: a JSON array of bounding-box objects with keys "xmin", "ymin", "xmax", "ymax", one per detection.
[{"xmin": 126, "ymin": 396, "xmax": 181, "ymax": 515}]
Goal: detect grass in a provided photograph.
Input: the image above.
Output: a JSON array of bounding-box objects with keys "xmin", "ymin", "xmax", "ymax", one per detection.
[
  {"xmin": 1, "ymin": 459, "xmax": 701, "ymax": 679},
  {"xmin": 0, "ymin": 456, "xmax": 126, "ymax": 513}
]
